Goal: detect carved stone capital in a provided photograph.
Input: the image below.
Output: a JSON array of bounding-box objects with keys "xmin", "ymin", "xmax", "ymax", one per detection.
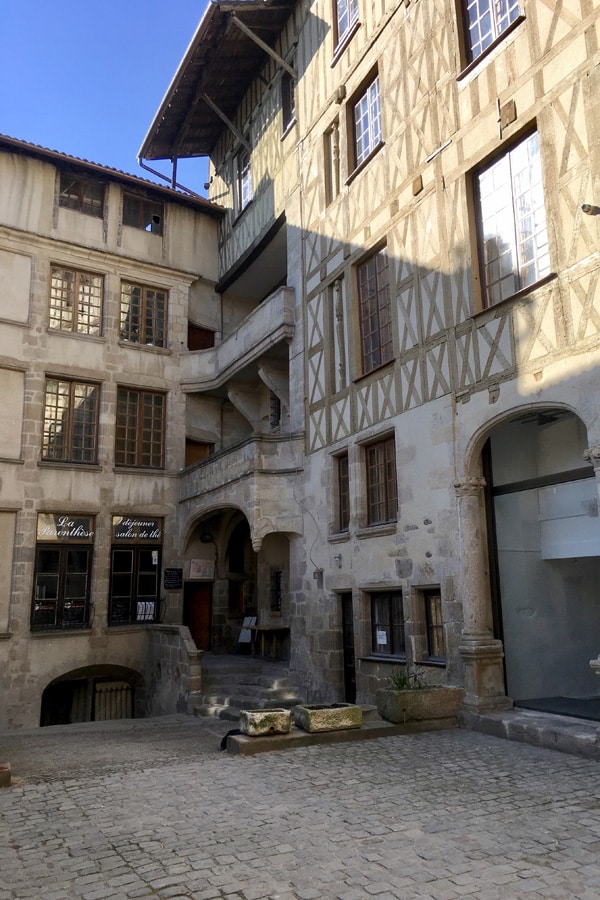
[
  {"xmin": 584, "ymin": 447, "xmax": 600, "ymax": 469},
  {"xmin": 454, "ymin": 476, "xmax": 487, "ymax": 497}
]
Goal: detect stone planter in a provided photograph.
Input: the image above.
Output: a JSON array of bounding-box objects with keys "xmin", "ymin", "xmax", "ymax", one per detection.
[
  {"xmin": 239, "ymin": 708, "xmax": 292, "ymax": 736},
  {"xmin": 376, "ymin": 686, "xmax": 464, "ymax": 724},
  {"xmin": 293, "ymin": 703, "xmax": 362, "ymax": 733}
]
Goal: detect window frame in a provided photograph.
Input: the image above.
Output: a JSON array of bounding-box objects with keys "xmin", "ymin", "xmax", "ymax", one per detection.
[
  {"xmin": 356, "ymin": 247, "xmax": 393, "ymax": 375},
  {"xmin": 120, "ymin": 281, "xmax": 168, "ymax": 348},
  {"xmin": 473, "ymin": 130, "xmax": 551, "ymax": 309},
  {"xmin": 349, "ymin": 73, "xmax": 383, "ymax": 174},
  {"xmin": 235, "ymin": 142, "xmax": 253, "ymax": 215},
  {"xmin": 281, "ymin": 68, "xmax": 296, "ymax": 134},
  {"xmin": 58, "ymin": 173, "xmax": 105, "ymax": 218},
  {"xmin": 462, "ymin": 0, "xmax": 521, "ymax": 65},
  {"xmin": 115, "ymin": 387, "xmax": 166, "ymax": 469},
  {"xmin": 49, "ymin": 265, "xmax": 103, "ymax": 337},
  {"xmin": 370, "ymin": 590, "xmax": 405, "ymax": 658},
  {"xmin": 31, "ymin": 514, "xmax": 95, "ymax": 632},
  {"xmin": 42, "ymin": 377, "xmax": 99, "ymax": 465},
  {"xmin": 334, "ymin": 0, "xmax": 359, "ymax": 51},
  {"xmin": 365, "ymin": 434, "xmax": 398, "ymax": 527},
  {"xmin": 423, "ymin": 588, "xmax": 446, "ymax": 663},
  {"xmin": 122, "ymin": 192, "xmax": 164, "ymax": 235},
  {"xmin": 337, "ymin": 451, "xmax": 350, "ymax": 533}
]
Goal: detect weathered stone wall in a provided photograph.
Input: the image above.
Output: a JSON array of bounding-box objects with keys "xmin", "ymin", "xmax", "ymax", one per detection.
[{"xmin": 144, "ymin": 625, "xmax": 203, "ymax": 716}]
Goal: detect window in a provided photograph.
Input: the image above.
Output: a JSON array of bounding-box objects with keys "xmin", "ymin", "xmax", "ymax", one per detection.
[
  {"xmin": 464, "ymin": 0, "xmax": 520, "ymax": 62},
  {"xmin": 371, "ymin": 591, "xmax": 405, "ymax": 657},
  {"xmin": 357, "ymin": 248, "xmax": 392, "ymax": 374},
  {"xmin": 270, "ymin": 568, "xmax": 283, "ymax": 614},
  {"xmin": 109, "ymin": 516, "xmax": 162, "ymax": 625},
  {"xmin": 424, "ymin": 589, "xmax": 445, "ymax": 661},
  {"xmin": 335, "ymin": 0, "xmax": 359, "ymax": 46},
  {"xmin": 352, "ymin": 75, "xmax": 382, "ymax": 169},
  {"xmin": 122, "ymin": 192, "xmax": 163, "ymax": 234},
  {"xmin": 366, "ymin": 435, "xmax": 397, "ymax": 525},
  {"xmin": 59, "ymin": 173, "xmax": 104, "ymax": 218},
  {"xmin": 269, "ymin": 391, "xmax": 282, "ymax": 431},
  {"xmin": 31, "ymin": 514, "xmax": 95, "ymax": 631},
  {"xmin": 337, "ymin": 452, "xmax": 350, "ymax": 532},
  {"xmin": 42, "ymin": 378, "xmax": 99, "ymax": 464},
  {"xmin": 49, "ymin": 266, "xmax": 103, "ymax": 336},
  {"xmin": 235, "ymin": 143, "xmax": 253, "ymax": 213},
  {"xmin": 476, "ymin": 131, "xmax": 550, "ymax": 307},
  {"xmin": 120, "ymin": 282, "xmax": 167, "ymax": 348},
  {"xmin": 187, "ymin": 323, "xmax": 215, "ymax": 351},
  {"xmin": 115, "ymin": 388, "xmax": 165, "ymax": 468},
  {"xmin": 281, "ymin": 69, "xmax": 296, "ymax": 132}
]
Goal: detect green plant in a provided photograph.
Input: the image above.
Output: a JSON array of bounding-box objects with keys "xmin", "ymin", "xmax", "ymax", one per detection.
[{"xmin": 386, "ymin": 668, "xmax": 425, "ymax": 691}]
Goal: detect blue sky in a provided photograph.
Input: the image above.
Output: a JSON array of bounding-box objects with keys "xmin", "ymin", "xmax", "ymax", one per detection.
[{"xmin": 0, "ymin": 1, "xmax": 209, "ymax": 193}]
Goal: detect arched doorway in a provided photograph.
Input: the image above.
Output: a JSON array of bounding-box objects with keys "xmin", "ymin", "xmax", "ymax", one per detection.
[
  {"xmin": 40, "ymin": 665, "xmax": 143, "ymax": 726},
  {"xmin": 484, "ymin": 408, "xmax": 600, "ymax": 717}
]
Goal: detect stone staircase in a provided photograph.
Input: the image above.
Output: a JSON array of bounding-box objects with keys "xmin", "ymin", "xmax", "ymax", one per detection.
[{"xmin": 193, "ymin": 653, "xmax": 305, "ymax": 722}]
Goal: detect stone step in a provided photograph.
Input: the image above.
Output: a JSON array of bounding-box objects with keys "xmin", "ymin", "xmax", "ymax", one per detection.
[
  {"xmin": 202, "ymin": 676, "xmax": 296, "ymax": 691},
  {"xmin": 200, "ymin": 693, "xmax": 303, "ymax": 710}
]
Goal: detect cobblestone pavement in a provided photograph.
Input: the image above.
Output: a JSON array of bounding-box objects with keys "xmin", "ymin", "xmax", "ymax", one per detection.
[{"xmin": 1, "ymin": 715, "xmax": 600, "ymax": 900}]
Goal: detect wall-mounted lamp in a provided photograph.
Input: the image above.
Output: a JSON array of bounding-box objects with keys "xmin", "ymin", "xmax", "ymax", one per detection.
[
  {"xmin": 582, "ymin": 204, "xmax": 600, "ymax": 216},
  {"xmin": 200, "ymin": 532, "xmax": 214, "ymax": 544},
  {"xmin": 333, "ymin": 553, "xmax": 342, "ymax": 568}
]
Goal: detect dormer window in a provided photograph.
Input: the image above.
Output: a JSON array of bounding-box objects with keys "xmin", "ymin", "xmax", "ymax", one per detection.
[
  {"xmin": 59, "ymin": 173, "xmax": 104, "ymax": 218},
  {"xmin": 122, "ymin": 192, "xmax": 163, "ymax": 235}
]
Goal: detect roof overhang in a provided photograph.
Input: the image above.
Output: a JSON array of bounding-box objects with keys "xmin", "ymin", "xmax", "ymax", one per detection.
[{"xmin": 139, "ymin": 0, "xmax": 296, "ymax": 163}]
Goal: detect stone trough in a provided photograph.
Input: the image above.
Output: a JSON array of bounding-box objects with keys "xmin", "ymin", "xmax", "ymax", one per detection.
[{"xmin": 292, "ymin": 703, "xmax": 362, "ymax": 733}]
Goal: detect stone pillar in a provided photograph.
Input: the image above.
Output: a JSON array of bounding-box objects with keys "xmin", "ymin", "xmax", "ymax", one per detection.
[{"xmin": 455, "ymin": 477, "xmax": 512, "ymax": 714}]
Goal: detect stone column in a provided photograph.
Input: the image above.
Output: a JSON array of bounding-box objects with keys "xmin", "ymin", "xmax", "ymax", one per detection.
[{"xmin": 455, "ymin": 476, "xmax": 512, "ymax": 714}]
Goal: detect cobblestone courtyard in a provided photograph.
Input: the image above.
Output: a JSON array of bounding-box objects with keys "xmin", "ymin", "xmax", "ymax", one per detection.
[{"xmin": 1, "ymin": 716, "xmax": 600, "ymax": 899}]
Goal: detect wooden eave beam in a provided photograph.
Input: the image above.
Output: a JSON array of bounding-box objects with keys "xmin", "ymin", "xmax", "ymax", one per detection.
[
  {"xmin": 230, "ymin": 13, "xmax": 296, "ymax": 77},
  {"xmin": 200, "ymin": 91, "xmax": 252, "ymax": 151}
]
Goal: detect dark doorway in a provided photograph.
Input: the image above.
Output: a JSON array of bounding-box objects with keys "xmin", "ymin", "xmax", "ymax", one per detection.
[
  {"xmin": 340, "ymin": 592, "xmax": 356, "ymax": 703},
  {"xmin": 184, "ymin": 581, "xmax": 212, "ymax": 650}
]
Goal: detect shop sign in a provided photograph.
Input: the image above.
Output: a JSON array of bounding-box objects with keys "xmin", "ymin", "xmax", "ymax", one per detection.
[
  {"xmin": 112, "ymin": 516, "xmax": 162, "ymax": 542},
  {"xmin": 37, "ymin": 514, "xmax": 95, "ymax": 542}
]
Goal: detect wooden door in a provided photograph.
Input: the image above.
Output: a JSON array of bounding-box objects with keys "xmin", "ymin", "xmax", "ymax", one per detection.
[{"xmin": 183, "ymin": 582, "xmax": 212, "ymax": 650}]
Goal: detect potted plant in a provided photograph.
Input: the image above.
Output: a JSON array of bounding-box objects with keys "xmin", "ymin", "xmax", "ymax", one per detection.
[{"xmin": 375, "ymin": 667, "xmax": 464, "ymax": 724}]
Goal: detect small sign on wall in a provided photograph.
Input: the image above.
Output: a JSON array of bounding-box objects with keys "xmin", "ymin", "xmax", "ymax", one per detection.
[
  {"xmin": 163, "ymin": 568, "xmax": 183, "ymax": 590},
  {"xmin": 377, "ymin": 630, "xmax": 388, "ymax": 646},
  {"xmin": 189, "ymin": 558, "xmax": 215, "ymax": 580}
]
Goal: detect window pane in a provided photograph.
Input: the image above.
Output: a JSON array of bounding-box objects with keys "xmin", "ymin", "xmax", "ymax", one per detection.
[
  {"xmin": 371, "ymin": 592, "xmax": 404, "ymax": 656},
  {"xmin": 354, "ymin": 77, "xmax": 381, "ymax": 167},
  {"xmin": 425, "ymin": 591, "xmax": 445, "ymax": 660},
  {"xmin": 358, "ymin": 249, "xmax": 392, "ymax": 374},
  {"xmin": 338, "ymin": 453, "xmax": 350, "ymax": 531},
  {"xmin": 366, "ymin": 436, "xmax": 397, "ymax": 525},
  {"xmin": 478, "ymin": 132, "xmax": 549, "ymax": 306},
  {"xmin": 337, "ymin": 0, "xmax": 358, "ymax": 42},
  {"xmin": 59, "ymin": 174, "xmax": 104, "ymax": 218},
  {"xmin": 123, "ymin": 194, "xmax": 163, "ymax": 234},
  {"xmin": 465, "ymin": 0, "xmax": 520, "ymax": 61}
]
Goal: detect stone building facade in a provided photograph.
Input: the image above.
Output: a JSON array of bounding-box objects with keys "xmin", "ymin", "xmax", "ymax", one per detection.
[
  {"xmin": 3, "ymin": 0, "xmax": 600, "ymax": 728},
  {"xmin": 0, "ymin": 136, "xmax": 221, "ymax": 727},
  {"xmin": 140, "ymin": 0, "xmax": 600, "ymax": 718}
]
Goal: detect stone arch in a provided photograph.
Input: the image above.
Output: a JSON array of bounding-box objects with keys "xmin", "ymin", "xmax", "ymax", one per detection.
[
  {"xmin": 456, "ymin": 401, "xmax": 599, "ymax": 718},
  {"xmin": 40, "ymin": 664, "xmax": 144, "ymax": 726}
]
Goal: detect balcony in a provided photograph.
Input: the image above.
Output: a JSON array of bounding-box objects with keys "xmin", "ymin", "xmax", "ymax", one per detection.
[
  {"xmin": 180, "ymin": 286, "xmax": 295, "ymax": 392},
  {"xmin": 179, "ymin": 432, "xmax": 304, "ymax": 549}
]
